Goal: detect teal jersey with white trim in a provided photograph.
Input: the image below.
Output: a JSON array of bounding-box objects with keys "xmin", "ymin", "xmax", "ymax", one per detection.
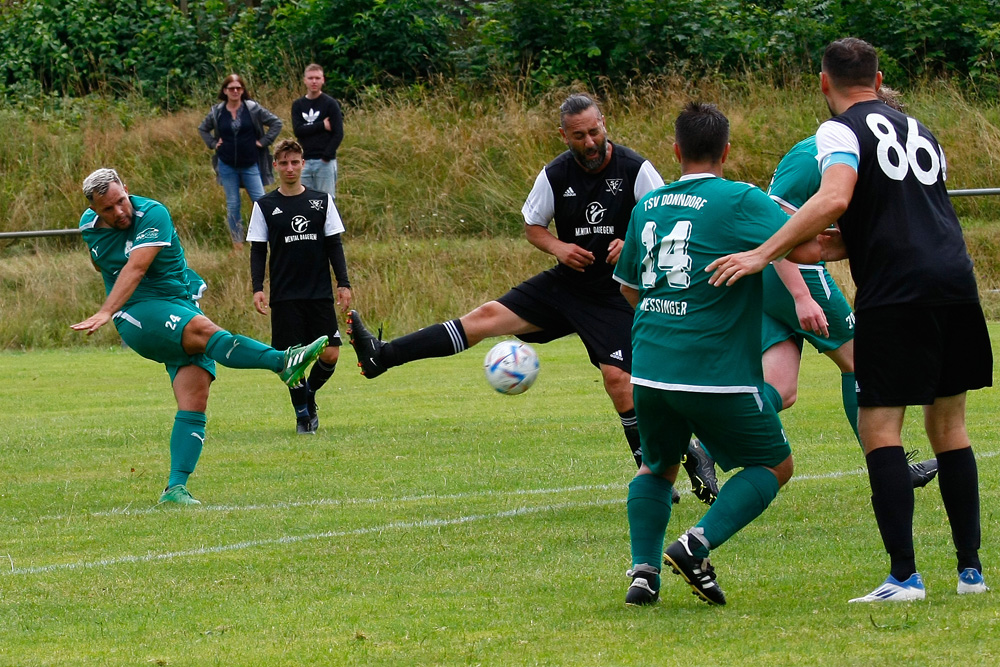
[
  {"xmin": 614, "ymin": 174, "xmax": 789, "ymax": 391},
  {"xmin": 766, "ymin": 135, "xmax": 819, "ymax": 212},
  {"xmin": 80, "ymin": 195, "xmax": 198, "ymax": 307}
]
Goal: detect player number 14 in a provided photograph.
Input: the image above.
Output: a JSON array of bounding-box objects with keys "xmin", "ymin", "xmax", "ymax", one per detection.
[{"xmin": 640, "ymin": 219, "xmax": 692, "ymax": 289}]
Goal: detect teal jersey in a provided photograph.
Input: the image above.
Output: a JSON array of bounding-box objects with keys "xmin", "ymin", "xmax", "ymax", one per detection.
[
  {"xmin": 614, "ymin": 174, "xmax": 789, "ymax": 392},
  {"xmin": 766, "ymin": 135, "xmax": 819, "ymax": 212},
  {"xmin": 80, "ymin": 195, "xmax": 202, "ymax": 308}
]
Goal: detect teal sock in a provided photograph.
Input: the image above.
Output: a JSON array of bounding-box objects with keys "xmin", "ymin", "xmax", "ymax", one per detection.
[
  {"xmin": 841, "ymin": 372, "xmax": 861, "ymax": 445},
  {"xmin": 696, "ymin": 466, "xmax": 780, "ymax": 550},
  {"xmin": 205, "ymin": 330, "xmax": 283, "ymax": 372},
  {"xmin": 627, "ymin": 474, "xmax": 674, "ymax": 589},
  {"xmin": 168, "ymin": 410, "xmax": 206, "ymax": 488},
  {"xmin": 761, "ymin": 382, "xmax": 783, "ymax": 413}
]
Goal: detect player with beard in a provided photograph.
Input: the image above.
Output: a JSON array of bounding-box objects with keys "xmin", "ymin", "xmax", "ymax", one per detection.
[
  {"xmin": 72, "ymin": 168, "xmax": 328, "ymax": 504},
  {"xmin": 708, "ymin": 38, "xmax": 992, "ymax": 602},
  {"xmin": 347, "ymin": 93, "xmax": 717, "ymax": 496}
]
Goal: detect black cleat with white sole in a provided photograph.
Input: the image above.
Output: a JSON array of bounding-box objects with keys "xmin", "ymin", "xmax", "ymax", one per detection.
[{"xmin": 664, "ymin": 532, "xmax": 726, "ymax": 605}]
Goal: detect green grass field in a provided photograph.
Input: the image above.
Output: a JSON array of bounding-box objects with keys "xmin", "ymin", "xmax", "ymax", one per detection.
[{"xmin": 1, "ymin": 333, "xmax": 998, "ymax": 666}]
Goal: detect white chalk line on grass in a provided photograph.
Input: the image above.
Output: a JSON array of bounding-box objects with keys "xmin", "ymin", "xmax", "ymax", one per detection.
[
  {"xmin": 37, "ymin": 449, "xmax": 1000, "ymax": 522},
  {"xmin": 4, "ymin": 498, "xmax": 621, "ymax": 576},
  {"xmin": 11, "ymin": 450, "xmax": 996, "ymax": 577}
]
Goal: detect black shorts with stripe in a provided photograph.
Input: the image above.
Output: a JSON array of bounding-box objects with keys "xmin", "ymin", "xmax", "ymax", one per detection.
[{"xmin": 496, "ymin": 269, "xmax": 633, "ymax": 372}]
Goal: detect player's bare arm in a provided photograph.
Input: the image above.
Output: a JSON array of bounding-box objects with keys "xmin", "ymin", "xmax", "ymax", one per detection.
[
  {"xmin": 707, "ymin": 164, "xmax": 857, "ymax": 286},
  {"xmin": 71, "ymin": 245, "xmax": 161, "ymax": 334},
  {"xmin": 772, "ymin": 258, "xmax": 829, "ymax": 337},
  {"xmin": 524, "ymin": 223, "xmax": 594, "ymax": 272},
  {"xmin": 619, "ymin": 284, "xmax": 639, "ymax": 309},
  {"xmin": 819, "ymin": 226, "xmax": 848, "ymax": 261}
]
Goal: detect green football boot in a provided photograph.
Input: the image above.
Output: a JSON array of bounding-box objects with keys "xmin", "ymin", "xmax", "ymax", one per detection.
[
  {"xmin": 279, "ymin": 335, "xmax": 329, "ymax": 387},
  {"xmin": 158, "ymin": 484, "xmax": 201, "ymax": 505}
]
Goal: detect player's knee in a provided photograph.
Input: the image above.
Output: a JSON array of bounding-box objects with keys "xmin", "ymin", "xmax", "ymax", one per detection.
[
  {"xmin": 769, "ymin": 455, "xmax": 794, "ymax": 487},
  {"xmin": 461, "ymin": 301, "xmax": 511, "ymax": 344},
  {"xmin": 320, "ymin": 346, "xmax": 339, "ymax": 364},
  {"xmin": 601, "ymin": 366, "xmax": 633, "ymax": 407}
]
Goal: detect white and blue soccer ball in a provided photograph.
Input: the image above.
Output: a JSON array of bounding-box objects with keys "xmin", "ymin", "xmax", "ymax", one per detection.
[{"xmin": 483, "ymin": 340, "xmax": 539, "ymax": 395}]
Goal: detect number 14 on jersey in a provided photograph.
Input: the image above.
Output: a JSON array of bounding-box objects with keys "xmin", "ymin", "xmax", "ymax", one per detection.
[{"xmin": 640, "ymin": 219, "xmax": 693, "ymax": 289}]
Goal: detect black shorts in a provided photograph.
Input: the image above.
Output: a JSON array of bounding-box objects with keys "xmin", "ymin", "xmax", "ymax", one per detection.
[
  {"xmin": 495, "ymin": 269, "xmax": 633, "ymax": 371},
  {"xmin": 854, "ymin": 302, "xmax": 993, "ymax": 406},
  {"xmin": 270, "ymin": 299, "xmax": 343, "ymax": 352}
]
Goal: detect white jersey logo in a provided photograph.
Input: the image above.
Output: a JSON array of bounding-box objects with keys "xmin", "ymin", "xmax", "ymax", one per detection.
[
  {"xmin": 291, "ymin": 216, "xmax": 309, "ymax": 233},
  {"xmin": 272, "ymin": 206, "xmax": 283, "ymax": 215},
  {"xmin": 309, "ymin": 199, "xmax": 324, "ymax": 210},
  {"xmin": 302, "ymin": 109, "xmax": 320, "ymax": 124},
  {"xmin": 563, "ymin": 187, "xmax": 576, "ymax": 197},
  {"xmin": 605, "ymin": 178, "xmax": 624, "ymax": 195},
  {"xmin": 585, "ymin": 202, "xmax": 606, "ymax": 225}
]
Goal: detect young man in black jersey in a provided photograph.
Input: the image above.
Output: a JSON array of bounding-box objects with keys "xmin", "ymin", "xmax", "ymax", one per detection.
[
  {"xmin": 291, "ymin": 64, "xmax": 344, "ymax": 197},
  {"xmin": 348, "ymin": 93, "xmax": 719, "ymax": 500},
  {"xmin": 248, "ymin": 139, "xmax": 353, "ymax": 434},
  {"xmin": 708, "ymin": 38, "xmax": 992, "ymax": 602}
]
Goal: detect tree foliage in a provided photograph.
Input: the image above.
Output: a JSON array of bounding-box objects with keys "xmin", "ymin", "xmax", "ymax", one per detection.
[{"xmin": 1, "ymin": 0, "xmax": 998, "ymax": 107}]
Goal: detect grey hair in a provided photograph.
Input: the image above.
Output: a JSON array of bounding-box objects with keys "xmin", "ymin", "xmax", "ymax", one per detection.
[
  {"xmin": 82, "ymin": 168, "xmax": 124, "ymax": 202},
  {"xmin": 559, "ymin": 93, "xmax": 600, "ymax": 128}
]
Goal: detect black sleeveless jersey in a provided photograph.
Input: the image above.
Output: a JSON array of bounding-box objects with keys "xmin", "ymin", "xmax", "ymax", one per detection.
[
  {"xmin": 538, "ymin": 144, "xmax": 652, "ymax": 291},
  {"xmin": 822, "ymin": 100, "xmax": 978, "ymax": 310}
]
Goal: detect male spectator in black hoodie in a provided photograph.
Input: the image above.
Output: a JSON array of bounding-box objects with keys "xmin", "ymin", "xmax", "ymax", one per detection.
[{"xmin": 291, "ymin": 64, "xmax": 344, "ymax": 197}]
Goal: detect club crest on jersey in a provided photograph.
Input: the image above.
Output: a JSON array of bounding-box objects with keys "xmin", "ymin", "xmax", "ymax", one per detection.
[
  {"xmin": 585, "ymin": 202, "xmax": 607, "ymax": 224},
  {"xmin": 309, "ymin": 199, "xmax": 324, "ymax": 210},
  {"xmin": 605, "ymin": 178, "xmax": 624, "ymax": 195},
  {"xmin": 291, "ymin": 215, "xmax": 309, "ymax": 233}
]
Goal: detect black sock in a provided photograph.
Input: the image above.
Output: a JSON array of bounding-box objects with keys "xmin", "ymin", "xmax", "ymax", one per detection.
[
  {"xmin": 937, "ymin": 447, "xmax": 982, "ymax": 573},
  {"xmin": 382, "ymin": 319, "xmax": 468, "ymax": 367},
  {"xmin": 289, "ymin": 382, "xmax": 310, "ymax": 418},
  {"xmin": 620, "ymin": 409, "xmax": 642, "ymax": 469},
  {"xmin": 866, "ymin": 447, "xmax": 916, "ymax": 581},
  {"xmin": 307, "ymin": 358, "xmax": 336, "ymax": 393}
]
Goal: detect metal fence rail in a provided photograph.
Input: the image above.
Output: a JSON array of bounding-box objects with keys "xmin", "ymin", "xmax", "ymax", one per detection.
[{"xmin": 2, "ymin": 188, "xmax": 998, "ymax": 240}]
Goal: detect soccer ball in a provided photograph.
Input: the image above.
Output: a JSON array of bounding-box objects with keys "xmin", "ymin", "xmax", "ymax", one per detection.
[{"xmin": 483, "ymin": 340, "xmax": 539, "ymax": 395}]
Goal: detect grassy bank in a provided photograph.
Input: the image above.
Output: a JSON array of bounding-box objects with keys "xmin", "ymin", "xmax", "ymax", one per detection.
[
  {"xmin": 4, "ymin": 235, "xmax": 1000, "ymax": 351},
  {"xmin": 3, "ymin": 78, "xmax": 1000, "ymax": 243},
  {"xmin": 3, "ymin": 79, "xmax": 1000, "ymax": 349}
]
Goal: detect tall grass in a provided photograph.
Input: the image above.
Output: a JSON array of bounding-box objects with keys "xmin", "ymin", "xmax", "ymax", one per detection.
[{"xmin": 3, "ymin": 78, "xmax": 1000, "ymax": 349}]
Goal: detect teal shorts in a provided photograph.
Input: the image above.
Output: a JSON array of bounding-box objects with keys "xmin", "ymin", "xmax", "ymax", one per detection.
[
  {"xmin": 113, "ymin": 297, "xmax": 216, "ymax": 382},
  {"xmin": 633, "ymin": 384, "xmax": 790, "ymax": 475},
  {"xmin": 761, "ymin": 263, "xmax": 855, "ymax": 354}
]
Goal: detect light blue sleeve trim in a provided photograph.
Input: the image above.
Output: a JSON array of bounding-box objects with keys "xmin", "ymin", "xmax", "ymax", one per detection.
[{"xmin": 820, "ymin": 152, "xmax": 858, "ymax": 173}]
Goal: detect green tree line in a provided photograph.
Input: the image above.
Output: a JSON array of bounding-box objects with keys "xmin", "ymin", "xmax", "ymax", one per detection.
[{"xmin": 2, "ymin": 0, "xmax": 999, "ymax": 109}]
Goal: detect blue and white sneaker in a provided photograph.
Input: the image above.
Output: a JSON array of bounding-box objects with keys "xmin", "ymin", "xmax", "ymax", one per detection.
[
  {"xmin": 957, "ymin": 568, "xmax": 989, "ymax": 595},
  {"xmin": 849, "ymin": 573, "xmax": 926, "ymax": 603}
]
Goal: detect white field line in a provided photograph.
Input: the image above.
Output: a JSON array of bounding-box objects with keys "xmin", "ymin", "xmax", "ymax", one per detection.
[
  {"xmin": 45, "ymin": 463, "xmax": 877, "ymax": 522},
  {"xmin": 9, "ymin": 450, "xmax": 995, "ymax": 577},
  {"xmin": 5, "ymin": 499, "xmax": 620, "ymax": 576}
]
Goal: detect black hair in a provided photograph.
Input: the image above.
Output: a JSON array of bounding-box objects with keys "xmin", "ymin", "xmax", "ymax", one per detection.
[{"xmin": 675, "ymin": 102, "xmax": 729, "ymax": 163}]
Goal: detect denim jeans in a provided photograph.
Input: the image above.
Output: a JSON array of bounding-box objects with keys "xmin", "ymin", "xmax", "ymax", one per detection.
[
  {"xmin": 217, "ymin": 160, "xmax": 266, "ymax": 243},
  {"xmin": 301, "ymin": 158, "xmax": 337, "ymax": 197}
]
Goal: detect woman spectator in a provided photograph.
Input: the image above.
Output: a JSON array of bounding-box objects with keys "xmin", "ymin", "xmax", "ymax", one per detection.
[{"xmin": 198, "ymin": 74, "xmax": 282, "ymax": 250}]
